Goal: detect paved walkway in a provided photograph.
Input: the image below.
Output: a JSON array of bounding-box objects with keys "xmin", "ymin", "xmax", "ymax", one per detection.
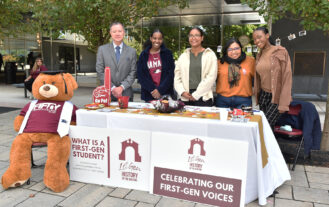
[{"xmin": 0, "ymin": 74, "xmax": 328, "ymax": 207}]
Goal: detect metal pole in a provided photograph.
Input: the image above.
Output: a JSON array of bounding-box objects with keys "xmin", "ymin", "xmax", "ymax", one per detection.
[
  {"xmin": 50, "ymin": 29, "xmax": 53, "ymax": 71},
  {"xmin": 178, "ymin": 10, "xmax": 181, "ymax": 56},
  {"xmin": 8, "ymin": 36, "xmax": 10, "ymax": 55},
  {"xmin": 24, "ymin": 34, "xmax": 27, "ymax": 66},
  {"xmin": 40, "ymin": 32, "xmax": 43, "ymax": 59},
  {"xmin": 220, "ymin": 0, "xmax": 224, "ymax": 47},
  {"xmin": 268, "ymin": 16, "xmax": 272, "ymax": 35},
  {"xmin": 74, "ymin": 33, "xmax": 77, "ymax": 81},
  {"xmin": 266, "ymin": 0, "xmax": 272, "ymax": 35},
  {"xmin": 141, "ymin": 18, "xmax": 143, "ymax": 52}
]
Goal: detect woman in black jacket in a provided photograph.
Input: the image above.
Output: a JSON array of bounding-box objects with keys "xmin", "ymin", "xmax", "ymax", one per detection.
[{"xmin": 137, "ymin": 29, "xmax": 175, "ymax": 102}]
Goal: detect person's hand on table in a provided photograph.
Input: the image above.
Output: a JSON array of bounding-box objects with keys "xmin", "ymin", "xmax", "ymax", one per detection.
[
  {"xmin": 112, "ymin": 86, "xmax": 123, "ymax": 98},
  {"xmin": 181, "ymin": 92, "xmax": 192, "ymax": 100},
  {"xmin": 189, "ymin": 96, "xmax": 197, "ymax": 101},
  {"xmin": 151, "ymin": 89, "xmax": 161, "ymax": 99}
]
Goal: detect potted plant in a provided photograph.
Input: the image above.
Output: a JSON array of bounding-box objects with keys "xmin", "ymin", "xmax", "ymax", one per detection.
[{"xmin": 3, "ymin": 54, "xmax": 18, "ymax": 63}]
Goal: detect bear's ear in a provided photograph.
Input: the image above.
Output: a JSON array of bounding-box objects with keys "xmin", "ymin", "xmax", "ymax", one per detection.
[{"xmin": 63, "ymin": 73, "xmax": 78, "ymax": 90}]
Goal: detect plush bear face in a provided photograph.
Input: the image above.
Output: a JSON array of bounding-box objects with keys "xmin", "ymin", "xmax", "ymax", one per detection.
[{"xmin": 32, "ymin": 73, "xmax": 78, "ymax": 101}]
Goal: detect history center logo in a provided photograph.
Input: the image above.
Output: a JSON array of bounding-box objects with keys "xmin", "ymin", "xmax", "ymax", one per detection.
[
  {"xmin": 118, "ymin": 138, "xmax": 142, "ymax": 181},
  {"xmin": 187, "ymin": 138, "xmax": 206, "ymax": 171}
]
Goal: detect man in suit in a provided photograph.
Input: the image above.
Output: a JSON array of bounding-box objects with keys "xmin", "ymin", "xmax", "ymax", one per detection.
[{"xmin": 96, "ymin": 22, "xmax": 137, "ymax": 101}]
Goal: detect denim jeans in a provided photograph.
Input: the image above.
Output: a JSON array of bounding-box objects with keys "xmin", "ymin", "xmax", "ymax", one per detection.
[{"xmin": 215, "ymin": 94, "xmax": 251, "ymax": 108}]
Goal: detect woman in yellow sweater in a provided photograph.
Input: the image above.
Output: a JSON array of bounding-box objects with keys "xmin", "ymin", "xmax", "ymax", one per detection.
[{"xmin": 216, "ymin": 38, "xmax": 255, "ymax": 108}]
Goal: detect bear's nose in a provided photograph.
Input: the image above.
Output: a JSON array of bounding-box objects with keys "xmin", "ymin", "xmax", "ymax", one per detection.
[{"xmin": 43, "ymin": 85, "xmax": 50, "ymax": 91}]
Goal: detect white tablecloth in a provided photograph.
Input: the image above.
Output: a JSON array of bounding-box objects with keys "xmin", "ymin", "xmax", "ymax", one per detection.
[{"xmin": 76, "ymin": 104, "xmax": 290, "ymax": 205}]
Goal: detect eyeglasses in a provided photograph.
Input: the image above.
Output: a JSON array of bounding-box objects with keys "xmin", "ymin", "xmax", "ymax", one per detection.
[
  {"xmin": 188, "ymin": 34, "xmax": 201, "ymax": 38},
  {"xmin": 227, "ymin": 47, "xmax": 241, "ymax": 52}
]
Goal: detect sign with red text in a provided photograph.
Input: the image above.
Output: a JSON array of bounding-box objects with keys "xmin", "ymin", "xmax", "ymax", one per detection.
[
  {"xmin": 150, "ymin": 132, "xmax": 248, "ymax": 207},
  {"xmin": 92, "ymin": 67, "xmax": 111, "ymax": 106},
  {"xmin": 69, "ymin": 126, "xmax": 151, "ymax": 191}
]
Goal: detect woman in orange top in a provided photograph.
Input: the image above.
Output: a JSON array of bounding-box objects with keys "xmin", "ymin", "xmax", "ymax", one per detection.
[{"xmin": 216, "ymin": 38, "xmax": 255, "ymax": 108}]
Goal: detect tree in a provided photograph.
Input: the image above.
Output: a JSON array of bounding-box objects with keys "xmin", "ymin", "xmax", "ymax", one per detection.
[
  {"xmin": 128, "ymin": 25, "xmax": 222, "ymax": 59},
  {"xmin": 127, "ymin": 24, "xmax": 258, "ymax": 60},
  {"xmin": 241, "ymin": 0, "xmax": 329, "ymax": 150},
  {"xmin": 129, "ymin": 25, "xmax": 192, "ymax": 59},
  {"xmin": 223, "ymin": 24, "xmax": 260, "ymax": 56},
  {"xmin": 223, "ymin": 24, "xmax": 257, "ymax": 44},
  {"xmin": 241, "ymin": 0, "xmax": 329, "ymax": 33},
  {"xmin": 28, "ymin": 0, "xmax": 189, "ymax": 52},
  {"xmin": 0, "ymin": 0, "xmax": 30, "ymax": 39}
]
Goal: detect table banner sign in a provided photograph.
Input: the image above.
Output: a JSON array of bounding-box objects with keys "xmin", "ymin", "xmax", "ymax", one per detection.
[
  {"xmin": 150, "ymin": 132, "xmax": 248, "ymax": 207},
  {"xmin": 69, "ymin": 126, "xmax": 151, "ymax": 191}
]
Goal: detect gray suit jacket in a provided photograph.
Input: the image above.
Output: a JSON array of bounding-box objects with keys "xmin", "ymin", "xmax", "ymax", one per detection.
[{"xmin": 96, "ymin": 42, "xmax": 137, "ymax": 98}]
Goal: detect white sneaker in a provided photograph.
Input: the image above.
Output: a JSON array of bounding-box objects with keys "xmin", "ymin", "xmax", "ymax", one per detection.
[{"xmin": 280, "ymin": 125, "xmax": 292, "ymax": 132}]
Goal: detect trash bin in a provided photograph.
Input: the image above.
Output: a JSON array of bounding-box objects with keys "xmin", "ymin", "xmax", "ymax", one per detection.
[{"xmin": 4, "ymin": 62, "xmax": 17, "ymax": 84}]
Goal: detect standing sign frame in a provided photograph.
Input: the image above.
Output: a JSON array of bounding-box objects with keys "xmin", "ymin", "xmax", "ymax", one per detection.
[
  {"xmin": 150, "ymin": 132, "xmax": 249, "ymax": 207},
  {"xmin": 69, "ymin": 126, "xmax": 151, "ymax": 191}
]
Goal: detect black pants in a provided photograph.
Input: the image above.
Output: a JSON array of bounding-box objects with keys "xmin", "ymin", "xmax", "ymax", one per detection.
[
  {"xmin": 24, "ymin": 78, "xmax": 35, "ymax": 92},
  {"xmin": 259, "ymin": 90, "xmax": 281, "ymax": 129},
  {"xmin": 181, "ymin": 89, "xmax": 213, "ymax": 107}
]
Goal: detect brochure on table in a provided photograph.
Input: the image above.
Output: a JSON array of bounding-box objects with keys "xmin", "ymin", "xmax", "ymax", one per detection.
[
  {"xmin": 150, "ymin": 132, "xmax": 249, "ymax": 207},
  {"xmin": 69, "ymin": 126, "xmax": 151, "ymax": 191}
]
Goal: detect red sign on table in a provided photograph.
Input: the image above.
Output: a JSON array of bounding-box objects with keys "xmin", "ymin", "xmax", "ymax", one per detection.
[{"xmin": 93, "ymin": 67, "xmax": 111, "ymax": 106}]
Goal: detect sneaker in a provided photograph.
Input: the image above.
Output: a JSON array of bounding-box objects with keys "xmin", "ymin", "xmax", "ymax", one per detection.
[
  {"xmin": 279, "ymin": 125, "xmax": 292, "ymax": 132},
  {"xmin": 29, "ymin": 95, "xmax": 34, "ymax": 100}
]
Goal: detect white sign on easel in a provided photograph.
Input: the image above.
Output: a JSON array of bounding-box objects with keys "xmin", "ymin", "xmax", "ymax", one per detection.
[
  {"xmin": 69, "ymin": 126, "xmax": 151, "ymax": 191},
  {"xmin": 150, "ymin": 132, "xmax": 248, "ymax": 207}
]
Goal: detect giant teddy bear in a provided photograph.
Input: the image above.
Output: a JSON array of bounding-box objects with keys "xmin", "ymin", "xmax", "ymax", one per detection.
[{"xmin": 1, "ymin": 71, "xmax": 78, "ymax": 192}]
